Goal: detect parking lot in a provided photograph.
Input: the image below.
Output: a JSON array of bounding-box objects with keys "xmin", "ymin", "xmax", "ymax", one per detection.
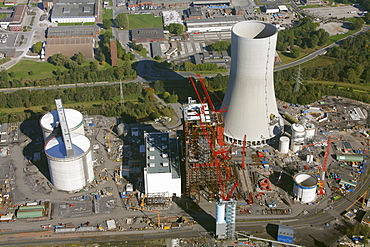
[{"xmin": 304, "ymin": 5, "xmax": 364, "ymax": 19}]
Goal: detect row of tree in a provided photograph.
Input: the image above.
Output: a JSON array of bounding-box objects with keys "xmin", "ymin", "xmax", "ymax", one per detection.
[{"xmin": 0, "ymin": 82, "xmax": 174, "ymax": 124}]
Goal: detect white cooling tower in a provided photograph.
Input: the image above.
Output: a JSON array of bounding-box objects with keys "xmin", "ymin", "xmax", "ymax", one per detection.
[
  {"xmin": 223, "ymin": 21, "xmax": 283, "ymax": 147},
  {"xmin": 279, "ymin": 136, "xmax": 290, "ymax": 154},
  {"xmin": 45, "ymin": 133, "xmax": 94, "ymax": 192},
  {"xmin": 293, "ymin": 173, "xmax": 317, "ymax": 203},
  {"xmin": 304, "ymin": 122, "xmax": 316, "ymax": 140},
  {"xmin": 292, "ymin": 123, "xmax": 305, "ymax": 142},
  {"xmin": 40, "ymin": 108, "xmax": 84, "ymax": 141}
]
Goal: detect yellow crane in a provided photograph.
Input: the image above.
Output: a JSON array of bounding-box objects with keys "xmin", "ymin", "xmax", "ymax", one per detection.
[
  {"xmin": 129, "ymin": 206, "xmax": 161, "ymax": 228},
  {"xmin": 107, "ymin": 124, "xmax": 115, "ymax": 153},
  {"xmin": 345, "ymin": 191, "xmax": 368, "ymax": 211}
]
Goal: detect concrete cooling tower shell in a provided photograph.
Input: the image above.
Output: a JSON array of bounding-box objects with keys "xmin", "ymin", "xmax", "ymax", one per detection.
[
  {"xmin": 293, "ymin": 173, "xmax": 317, "ymax": 203},
  {"xmin": 45, "ymin": 133, "xmax": 94, "ymax": 192},
  {"xmin": 40, "ymin": 109, "xmax": 84, "ymax": 141},
  {"xmin": 223, "ymin": 21, "xmax": 283, "ymax": 146}
]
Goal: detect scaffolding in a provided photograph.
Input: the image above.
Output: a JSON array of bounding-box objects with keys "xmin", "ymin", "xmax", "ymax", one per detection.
[{"xmin": 183, "ymin": 99, "xmax": 238, "ymax": 203}]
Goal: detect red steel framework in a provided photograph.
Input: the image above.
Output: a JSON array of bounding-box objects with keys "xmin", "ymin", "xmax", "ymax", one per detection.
[{"xmin": 184, "ymin": 76, "xmax": 239, "ymax": 202}]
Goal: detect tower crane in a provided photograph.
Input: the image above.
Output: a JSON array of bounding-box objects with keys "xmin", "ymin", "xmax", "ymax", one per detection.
[
  {"xmin": 318, "ymin": 136, "xmax": 342, "ymax": 195},
  {"xmin": 189, "ymin": 76, "xmax": 238, "ymax": 201},
  {"xmin": 107, "ymin": 124, "xmax": 115, "ymax": 153}
]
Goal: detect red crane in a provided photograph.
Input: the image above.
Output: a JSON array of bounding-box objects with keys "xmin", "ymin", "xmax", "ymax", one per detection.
[
  {"xmin": 189, "ymin": 77, "xmax": 238, "ymax": 201},
  {"xmin": 318, "ymin": 136, "xmax": 339, "ymax": 195},
  {"xmin": 241, "ymin": 135, "xmax": 247, "ymax": 169}
]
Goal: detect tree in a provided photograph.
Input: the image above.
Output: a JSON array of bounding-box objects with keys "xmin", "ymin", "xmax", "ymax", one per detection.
[
  {"xmin": 48, "ymin": 53, "xmax": 70, "ymax": 66},
  {"xmin": 115, "ymin": 13, "xmax": 128, "ymax": 29},
  {"xmin": 291, "ymin": 47, "xmax": 300, "ymax": 58},
  {"xmin": 209, "ymin": 41, "xmax": 230, "ymax": 52},
  {"xmin": 32, "ymin": 41, "xmax": 43, "ymax": 54},
  {"xmin": 97, "ymin": 52, "xmax": 106, "ymax": 62},
  {"xmin": 165, "ymin": 23, "xmax": 184, "ymax": 35},
  {"xmin": 102, "ymin": 19, "xmax": 113, "ymax": 29},
  {"xmin": 154, "ymin": 55, "xmax": 162, "ymax": 61},
  {"xmin": 349, "ymin": 18, "xmax": 364, "ymax": 30},
  {"xmin": 72, "ymin": 52, "xmax": 86, "ymax": 65}
]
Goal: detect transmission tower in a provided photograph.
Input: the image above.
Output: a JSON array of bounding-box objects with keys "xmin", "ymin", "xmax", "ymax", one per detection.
[
  {"xmin": 294, "ymin": 66, "xmax": 303, "ymax": 93},
  {"xmin": 120, "ymin": 81, "xmax": 124, "ymax": 106}
]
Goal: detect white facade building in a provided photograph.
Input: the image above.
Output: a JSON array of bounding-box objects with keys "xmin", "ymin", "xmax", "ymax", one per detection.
[
  {"xmin": 51, "ymin": 4, "xmax": 96, "ymax": 23},
  {"xmin": 223, "ymin": 21, "xmax": 283, "ymax": 146},
  {"xmin": 143, "ymin": 132, "xmax": 181, "ymax": 197}
]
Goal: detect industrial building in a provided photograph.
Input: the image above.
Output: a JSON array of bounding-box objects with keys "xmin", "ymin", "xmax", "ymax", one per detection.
[
  {"xmin": 130, "ymin": 28, "xmax": 166, "ymax": 43},
  {"xmin": 223, "ymin": 21, "xmax": 284, "ymax": 147},
  {"xmin": 46, "ymin": 25, "xmax": 100, "ymax": 38},
  {"xmin": 45, "ymin": 36, "xmax": 95, "ymax": 60},
  {"xmin": 42, "ymin": 99, "xmax": 94, "ymax": 192},
  {"xmin": 143, "ymin": 132, "xmax": 181, "ymax": 198},
  {"xmin": 50, "ymin": 3, "xmax": 98, "ymax": 23},
  {"xmin": 185, "ymin": 17, "xmax": 244, "ymax": 33}
]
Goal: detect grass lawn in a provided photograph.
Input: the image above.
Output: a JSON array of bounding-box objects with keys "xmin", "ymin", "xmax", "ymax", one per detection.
[
  {"xmin": 301, "ymin": 57, "xmax": 334, "ymax": 68},
  {"xmin": 328, "ymin": 30, "xmax": 356, "ymax": 44},
  {"xmin": 136, "ymin": 48, "xmax": 149, "ymax": 58},
  {"xmin": 7, "ymin": 61, "xmax": 65, "ymax": 80},
  {"xmin": 103, "ymin": 8, "xmax": 113, "ymax": 20},
  {"xmin": 128, "ymin": 14, "xmax": 163, "ymax": 29}
]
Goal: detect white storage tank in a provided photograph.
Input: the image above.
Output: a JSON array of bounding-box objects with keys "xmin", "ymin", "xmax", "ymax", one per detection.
[
  {"xmin": 304, "ymin": 122, "xmax": 316, "ymax": 140},
  {"xmin": 279, "ymin": 136, "xmax": 290, "ymax": 154},
  {"xmin": 291, "ymin": 141, "xmax": 303, "ymax": 153},
  {"xmin": 293, "ymin": 173, "xmax": 317, "ymax": 203},
  {"xmin": 45, "ymin": 133, "xmax": 93, "ymax": 192},
  {"xmin": 40, "ymin": 109, "xmax": 84, "ymax": 141},
  {"xmin": 216, "ymin": 202, "xmax": 226, "ymax": 224},
  {"xmin": 292, "ymin": 123, "xmax": 305, "ymax": 142}
]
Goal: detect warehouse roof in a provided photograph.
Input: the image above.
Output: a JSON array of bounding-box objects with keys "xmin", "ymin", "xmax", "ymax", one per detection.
[
  {"xmin": 47, "ymin": 25, "xmax": 99, "ymax": 38},
  {"xmin": 51, "ymin": 4, "xmax": 96, "ymax": 18},
  {"xmin": 17, "ymin": 205, "xmax": 45, "ymax": 219},
  {"xmin": 131, "ymin": 28, "xmax": 165, "ymax": 42}
]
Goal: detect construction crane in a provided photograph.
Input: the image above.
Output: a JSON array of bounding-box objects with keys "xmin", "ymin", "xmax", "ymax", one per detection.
[
  {"xmin": 318, "ymin": 136, "xmax": 342, "ymax": 195},
  {"xmin": 345, "ymin": 191, "xmax": 368, "ymax": 211},
  {"xmin": 241, "ymin": 135, "xmax": 246, "ymax": 169},
  {"xmin": 129, "ymin": 207, "xmax": 161, "ymax": 228},
  {"xmin": 107, "ymin": 124, "xmax": 115, "ymax": 153},
  {"xmin": 294, "ymin": 137, "xmax": 342, "ymax": 154},
  {"xmin": 189, "ymin": 76, "xmax": 238, "ymax": 201}
]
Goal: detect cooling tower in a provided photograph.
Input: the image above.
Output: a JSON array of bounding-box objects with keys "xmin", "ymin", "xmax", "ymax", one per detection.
[{"xmin": 223, "ymin": 21, "xmax": 283, "ymax": 146}]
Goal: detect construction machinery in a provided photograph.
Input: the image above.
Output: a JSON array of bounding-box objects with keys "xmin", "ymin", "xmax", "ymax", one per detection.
[
  {"xmin": 345, "ymin": 191, "xmax": 368, "ymax": 211},
  {"xmin": 129, "ymin": 207, "xmax": 161, "ymax": 228}
]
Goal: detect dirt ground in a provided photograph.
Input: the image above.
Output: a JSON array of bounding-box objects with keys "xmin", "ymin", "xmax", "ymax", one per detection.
[{"xmin": 319, "ymin": 22, "xmax": 349, "ymax": 36}]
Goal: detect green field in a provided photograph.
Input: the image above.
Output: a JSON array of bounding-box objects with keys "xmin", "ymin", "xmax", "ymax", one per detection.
[
  {"xmin": 103, "ymin": 8, "xmax": 113, "ymax": 20},
  {"xmin": 128, "ymin": 14, "xmax": 163, "ymax": 29},
  {"xmin": 307, "ymin": 80, "xmax": 370, "ymax": 93},
  {"xmin": 7, "ymin": 61, "xmax": 65, "ymax": 80}
]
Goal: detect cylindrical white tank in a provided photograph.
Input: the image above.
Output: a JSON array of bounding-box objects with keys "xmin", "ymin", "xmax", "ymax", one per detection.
[
  {"xmin": 223, "ymin": 21, "xmax": 283, "ymax": 147},
  {"xmin": 216, "ymin": 203, "xmax": 226, "ymax": 224},
  {"xmin": 40, "ymin": 109, "xmax": 84, "ymax": 141},
  {"xmin": 291, "ymin": 141, "xmax": 303, "ymax": 153},
  {"xmin": 279, "ymin": 136, "xmax": 290, "ymax": 154},
  {"xmin": 293, "ymin": 173, "xmax": 317, "ymax": 203},
  {"xmin": 304, "ymin": 122, "xmax": 316, "ymax": 140},
  {"xmin": 45, "ymin": 133, "xmax": 93, "ymax": 192},
  {"xmin": 292, "ymin": 123, "xmax": 305, "ymax": 142}
]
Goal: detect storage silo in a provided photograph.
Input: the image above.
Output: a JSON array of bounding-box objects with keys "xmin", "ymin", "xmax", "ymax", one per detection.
[
  {"xmin": 45, "ymin": 133, "xmax": 94, "ymax": 192},
  {"xmin": 279, "ymin": 136, "xmax": 290, "ymax": 154},
  {"xmin": 293, "ymin": 173, "xmax": 317, "ymax": 203},
  {"xmin": 291, "ymin": 141, "xmax": 303, "ymax": 153},
  {"xmin": 304, "ymin": 122, "xmax": 316, "ymax": 140},
  {"xmin": 40, "ymin": 109, "xmax": 84, "ymax": 141},
  {"xmin": 291, "ymin": 124, "xmax": 305, "ymax": 142},
  {"xmin": 223, "ymin": 21, "xmax": 283, "ymax": 147}
]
